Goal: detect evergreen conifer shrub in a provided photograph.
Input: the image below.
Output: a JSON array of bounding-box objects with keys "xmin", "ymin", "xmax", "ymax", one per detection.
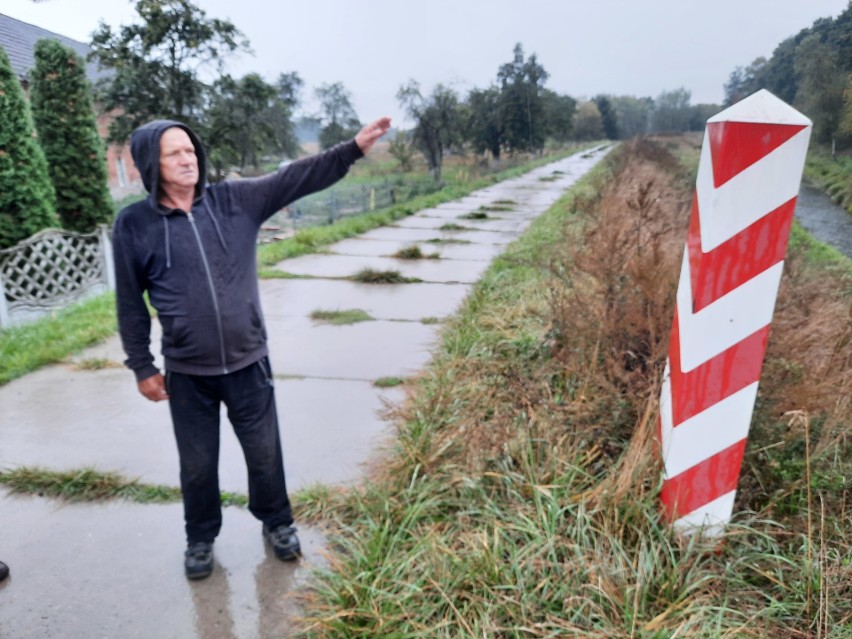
[
  {"xmin": 0, "ymin": 45, "xmax": 58, "ymax": 249},
  {"xmin": 30, "ymin": 39, "xmax": 113, "ymax": 233}
]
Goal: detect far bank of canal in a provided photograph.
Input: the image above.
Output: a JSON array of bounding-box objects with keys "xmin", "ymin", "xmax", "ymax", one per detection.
[{"xmin": 796, "ymin": 185, "xmax": 852, "ymax": 259}]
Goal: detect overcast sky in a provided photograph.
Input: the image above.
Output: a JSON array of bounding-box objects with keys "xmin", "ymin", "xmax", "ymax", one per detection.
[{"xmin": 3, "ymin": 0, "xmax": 849, "ymax": 127}]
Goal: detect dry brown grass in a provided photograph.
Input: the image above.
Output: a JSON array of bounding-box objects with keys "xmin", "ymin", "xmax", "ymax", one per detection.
[
  {"xmin": 549, "ymin": 141, "xmax": 686, "ymax": 413},
  {"xmin": 381, "ymin": 141, "xmax": 691, "ymax": 490},
  {"xmin": 762, "ymin": 250, "xmax": 851, "ymax": 421},
  {"xmin": 737, "ymin": 237, "xmax": 852, "ymax": 527},
  {"xmin": 543, "ymin": 140, "xmax": 690, "ymax": 503}
]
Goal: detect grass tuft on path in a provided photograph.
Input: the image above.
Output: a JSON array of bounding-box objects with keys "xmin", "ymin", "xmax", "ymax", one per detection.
[
  {"xmin": 350, "ymin": 269, "xmax": 422, "ymax": 284},
  {"xmin": 425, "ymin": 238, "xmax": 471, "ymax": 245},
  {"xmin": 0, "ymin": 466, "xmax": 340, "ymax": 515},
  {"xmin": 373, "ymin": 376, "xmax": 405, "ymax": 388},
  {"xmin": 392, "ymin": 246, "xmax": 440, "ymax": 260},
  {"xmin": 0, "ymin": 467, "xmax": 184, "ymax": 503},
  {"xmin": 310, "ymin": 309, "xmax": 373, "ymax": 325}
]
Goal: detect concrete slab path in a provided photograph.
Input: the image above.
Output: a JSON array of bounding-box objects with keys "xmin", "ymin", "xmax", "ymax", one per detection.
[{"xmin": 0, "ymin": 144, "xmax": 612, "ymax": 637}]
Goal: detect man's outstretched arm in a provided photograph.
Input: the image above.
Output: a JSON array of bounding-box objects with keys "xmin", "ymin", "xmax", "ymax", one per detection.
[{"xmin": 234, "ymin": 116, "xmax": 393, "ymax": 222}]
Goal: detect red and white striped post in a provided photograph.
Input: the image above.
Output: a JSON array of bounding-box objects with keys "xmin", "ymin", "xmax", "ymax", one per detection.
[{"xmin": 659, "ymin": 89, "xmax": 812, "ymax": 535}]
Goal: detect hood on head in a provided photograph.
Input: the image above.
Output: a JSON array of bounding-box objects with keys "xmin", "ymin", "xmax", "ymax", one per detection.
[{"xmin": 130, "ymin": 119, "xmax": 207, "ymax": 210}]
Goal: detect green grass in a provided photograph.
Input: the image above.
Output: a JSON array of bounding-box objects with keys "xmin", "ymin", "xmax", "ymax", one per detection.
[
  {"xmin": 310, "ymin": 309, "xmax": 374, "ymax": 325},
  {"xmin": 804, "ymin": 146, "xmax": 852, "ymax": 214},
  {"xmin": 350, "ymin": 269, "xmax": 422, "ymax": 284},
  {"xmin": 425, "ymin": 238, "xmax": 471, "ymax": 245},
  {"xmin": 458, "ymin": 211, "xmax": 491, "ymax": 220},
  {"xmin": 256, "ymin": 269, "xmax": 319, "ymax": 280},
  {"xmin": 0, "ymin": 466, "xmax": 251, "ymax": 507},
  {"xmin": 438, "ymin": 223, "xmax": 472, "ymax": 231},
  {"xmin": 478, "ymin": 203, "xmax": 514, "ymax": 212},
  {"xmin": 392, "ymin": 246, "xmax": 440, "ymax": 260},
  {"xmin": 0, "ymin": 293, "xmax": 117, "ymax": 385},
  {"xmin": 0, "ymin": 467, "xmax": 184, "ymax": 503},
  {"xmin": 0, "ymin": 466, "xmax": 343, "ymax": 517},
  {"xmin": 538, "ymin": 169, "xmax": 568, "ymax": 183},
  {"xmin": 789, "ymin": 219, "xmax": 852, "ymax": 270}
]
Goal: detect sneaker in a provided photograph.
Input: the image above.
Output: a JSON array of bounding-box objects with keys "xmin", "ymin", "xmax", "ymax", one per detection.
[
  {"xmin": 263, "ymin": 525, "xmax": 301, "ymax": 561},
  {"xmin": 184, "ymin": 541, "xmax": 214, "ymax": 580}
]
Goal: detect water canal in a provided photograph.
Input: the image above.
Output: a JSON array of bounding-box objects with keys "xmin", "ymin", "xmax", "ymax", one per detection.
[{"xmin": 795, "ymin": 185, "xmax": 852, "ymax": 259}]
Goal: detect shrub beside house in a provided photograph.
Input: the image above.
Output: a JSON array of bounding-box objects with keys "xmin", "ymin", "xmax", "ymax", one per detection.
[{"xmin": 0, "ymin": 12, "xmax": 142, "ymax": 198}]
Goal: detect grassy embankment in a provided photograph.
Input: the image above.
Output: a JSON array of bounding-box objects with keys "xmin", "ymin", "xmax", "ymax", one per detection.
[
  {"xmin": 287, "ymin": 137, "xmax": 851, "ymax": 637},
  {"xmin": 0, "ymin": 145, "xmax": 591, "ymax": 386}
]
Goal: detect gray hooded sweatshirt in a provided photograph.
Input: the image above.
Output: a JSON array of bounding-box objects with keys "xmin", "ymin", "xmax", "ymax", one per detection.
[{"xmin": 113, "ymin": 119, "xmax": 363, "ymax": 381}]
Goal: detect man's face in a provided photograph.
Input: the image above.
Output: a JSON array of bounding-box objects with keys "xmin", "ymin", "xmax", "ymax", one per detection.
[{"xmin": 159, "ymin": 127, "xmax": 198, "ymax": 191}]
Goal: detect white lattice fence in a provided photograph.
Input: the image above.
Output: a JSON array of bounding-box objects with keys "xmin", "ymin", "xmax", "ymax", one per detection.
[{"xmin": 0, "ymin": 226, "xmax": 115, "ymax": 328}]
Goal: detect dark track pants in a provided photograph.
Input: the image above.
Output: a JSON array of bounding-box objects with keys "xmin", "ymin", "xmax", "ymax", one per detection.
[{"xmin": 166, "ymin": 357, "xmax": 293, "ymax": 543}]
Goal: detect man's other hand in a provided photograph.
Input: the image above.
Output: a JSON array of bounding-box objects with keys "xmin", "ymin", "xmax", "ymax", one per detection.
[
  {"xmin": 138, "ymin": 373, "xmax": 169, "ymax": 402},
  {"xmin": 355, "ymin": 117, "xmax": 391, "ymax": 155}
]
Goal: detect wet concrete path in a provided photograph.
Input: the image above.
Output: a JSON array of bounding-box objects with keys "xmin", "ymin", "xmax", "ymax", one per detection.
[{"xmin": 0, "ymin": 145, "xmax": 612, "ymax": 638}]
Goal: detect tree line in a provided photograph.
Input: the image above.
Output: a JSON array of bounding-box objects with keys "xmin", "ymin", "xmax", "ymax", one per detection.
[
  {"xmin": 2, "ymin": 0, "xmax": 726, "ymax": 249},
  {"xmin": 88, "ymin": 2, "xmax": 721, "ymax": 180},
  {"xmin": 723, "ymin": 2, "xmax": 852, "ymax": 149}
]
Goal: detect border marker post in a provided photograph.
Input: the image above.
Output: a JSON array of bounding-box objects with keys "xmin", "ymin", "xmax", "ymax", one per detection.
[{"xmin": 659, "ymin": 89, "xmax": 812, "ymax": 535}]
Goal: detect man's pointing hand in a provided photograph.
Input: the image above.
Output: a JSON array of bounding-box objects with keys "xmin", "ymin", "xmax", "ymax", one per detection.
[{"xmin": 355, "ymin": 117, "xmax": 392, "ymax": 155}]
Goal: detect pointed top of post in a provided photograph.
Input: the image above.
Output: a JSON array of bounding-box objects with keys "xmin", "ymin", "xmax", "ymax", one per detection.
[
  {"xmin": 704, "ymin": 89, "xmax": 812, "ymax": 188},
  {"xmin": 708, "ymin": 89, "xmax": 812, "ymax": 126}
]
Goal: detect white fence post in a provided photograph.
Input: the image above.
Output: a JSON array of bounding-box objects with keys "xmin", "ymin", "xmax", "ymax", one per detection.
[
  {"xmin": 0, "ymin": 273, "xmax": 10, "ymax": 329},
  {"xmin": 100, "ymin": 224, "xmax": 116, "ymax": 291}
]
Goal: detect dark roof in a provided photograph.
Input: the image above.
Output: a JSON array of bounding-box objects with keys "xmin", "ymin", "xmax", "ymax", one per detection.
[{"xmin": 0, "ymin": 12, "xmax": 111, "ymax": 84}]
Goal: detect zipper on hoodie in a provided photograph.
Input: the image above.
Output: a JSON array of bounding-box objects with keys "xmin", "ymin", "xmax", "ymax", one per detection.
[{"xmin": 186, "ymin": 211, "xmax": 229, "ymax": 374}]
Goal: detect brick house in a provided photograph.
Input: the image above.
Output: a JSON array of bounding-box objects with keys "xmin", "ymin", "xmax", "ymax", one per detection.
[{"xmin": 0, "ymin": 12, "xmax": 142, "ymax": 198}]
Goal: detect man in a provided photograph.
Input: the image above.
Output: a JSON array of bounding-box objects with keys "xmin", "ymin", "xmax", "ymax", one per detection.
[{"xmin": 113, "ymin": 116, "xmax": 390, "ymax": 580}]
